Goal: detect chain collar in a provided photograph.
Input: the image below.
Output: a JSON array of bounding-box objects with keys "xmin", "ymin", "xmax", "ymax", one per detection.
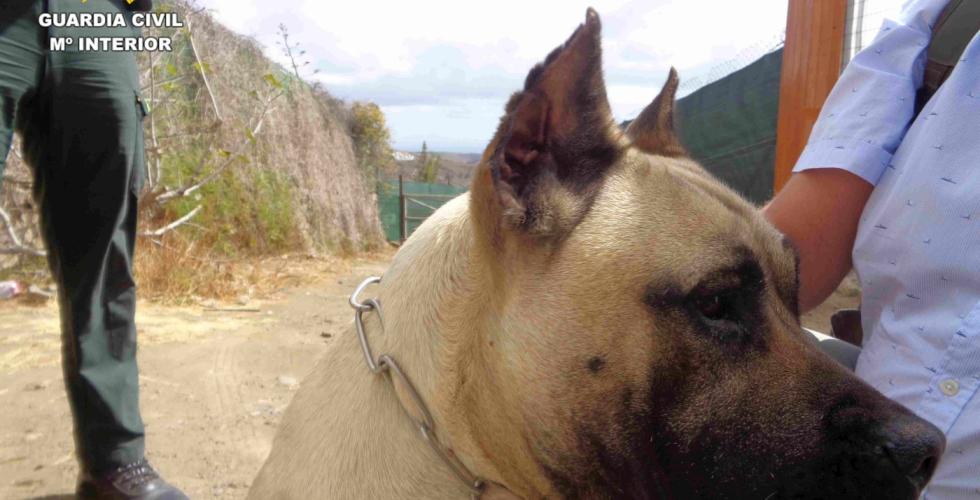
[{"xmin": 349, "ymin": 276, "xmax": 488, "ymax": 498}]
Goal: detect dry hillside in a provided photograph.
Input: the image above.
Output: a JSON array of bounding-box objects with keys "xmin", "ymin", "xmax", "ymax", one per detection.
[
  {"xmin": 180, "ymin": 8, "xmax": 383, "ymax": 251},
  {"xmin": 0, "ymin": 1, "xmax": 384, "ymax": 296}
]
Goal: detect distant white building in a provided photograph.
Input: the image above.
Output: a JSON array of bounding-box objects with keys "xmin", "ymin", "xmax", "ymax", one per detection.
[{"xmin": 393, "ymin": 151, "xmax": 416, "ymax": 161}]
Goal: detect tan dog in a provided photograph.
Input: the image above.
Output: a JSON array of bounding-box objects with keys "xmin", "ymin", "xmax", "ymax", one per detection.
[{"xmin": 249, "ymin": 9, "xmax": 945, "ymax": 499}]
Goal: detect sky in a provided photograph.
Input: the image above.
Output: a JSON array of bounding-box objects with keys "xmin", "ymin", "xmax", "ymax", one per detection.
[{"xmin": 192, "ymin": 0, "xmax": 876, "ymax": 153}]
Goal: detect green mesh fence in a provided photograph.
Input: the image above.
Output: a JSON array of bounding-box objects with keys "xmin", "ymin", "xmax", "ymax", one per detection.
[
  {"xmin": 379, "ymin": 50, "xmax": 783, "ymax": 240},
  {"xmin": 378, "ymin": 180, "xmax": 468, "ymax": 242},
  {"xmin": 673, "ymin": 48, "xmax": 783, "ymax": 205}
]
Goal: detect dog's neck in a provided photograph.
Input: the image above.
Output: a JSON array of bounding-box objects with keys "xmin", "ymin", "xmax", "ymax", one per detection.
[
  {"xmin": 335, "ymin": 194, "xmax": 494, "ymax": 497},
  {"xmin": 257, "ymin": 194, "xmax": 533, "ymax": 499},
  {"xmin": 376, "ymin": 194, "xmax": 484, "ymax": 400},
  {"xmin": 250, "ymin": 194, "xmax": 492, "ymax": 499},
  {"xmin": 374, "ymin": 194, "xmax": 537, "ymax": 498}
]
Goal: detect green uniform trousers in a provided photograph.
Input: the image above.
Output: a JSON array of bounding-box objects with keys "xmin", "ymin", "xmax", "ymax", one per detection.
[{"xmin": 0, "ymin": 0, "xmax": 147, "ymax": 474}]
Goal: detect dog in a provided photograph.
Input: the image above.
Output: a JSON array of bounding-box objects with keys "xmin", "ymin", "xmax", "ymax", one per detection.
[{"xmin": 248, "ymin": 9, "xmax": 945, "ymax": 499}]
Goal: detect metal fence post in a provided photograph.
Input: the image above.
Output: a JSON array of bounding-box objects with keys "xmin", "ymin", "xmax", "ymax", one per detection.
[{"xmin": 399, "ymin": 175, "xmax": 407, "ymax": 243}]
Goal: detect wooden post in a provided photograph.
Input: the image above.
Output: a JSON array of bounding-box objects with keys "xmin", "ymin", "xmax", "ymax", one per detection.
[
  {"xmin": 398, "ymin": 175, "xmax": 407, "ymax": 243},
  {"xmin": 773, "ymin": 0, "xmax": 848, "ymax": 192}
]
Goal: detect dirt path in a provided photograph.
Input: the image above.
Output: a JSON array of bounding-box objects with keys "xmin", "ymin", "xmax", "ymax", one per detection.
[{"xmin": 0, "ymin": 255, "xmax": 389, "ymax": 500}]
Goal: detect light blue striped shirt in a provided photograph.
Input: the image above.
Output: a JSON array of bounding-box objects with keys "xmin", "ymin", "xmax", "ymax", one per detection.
[{"xmin": 793, "ymin": 0, "xmax": 979, "ymax": 497}]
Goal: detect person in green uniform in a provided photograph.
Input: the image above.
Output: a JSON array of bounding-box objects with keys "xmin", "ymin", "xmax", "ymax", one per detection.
[{"xmin": 0, "ymin": 1, "xmax": 186, "ymax": 498}]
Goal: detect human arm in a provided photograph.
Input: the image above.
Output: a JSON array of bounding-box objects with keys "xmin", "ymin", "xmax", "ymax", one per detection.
[
  {"xmin": 763, "ymin": 169, "xmax": 872, "ymax": 313},
  {"xmin": 763, "ymin": 0, "xmax": 951, "ymax": 313}
]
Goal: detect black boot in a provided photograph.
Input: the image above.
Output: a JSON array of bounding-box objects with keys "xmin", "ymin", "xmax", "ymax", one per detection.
[{"xmin": 77, "ymin": 459, "xmax": 188, "ymax": 500}]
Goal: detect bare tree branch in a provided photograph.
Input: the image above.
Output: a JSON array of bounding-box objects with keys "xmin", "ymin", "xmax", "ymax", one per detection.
[
  {"xmin": 8, "ymin": 140, "xmax": 21, "ymax": 160},
  {"xmin": 155, "ymin": 89, "xmax": 283, "ymax": 204},
  {"xmin": 142, "ymin": 74, "xmax": 191, "ymax": 91},
  {"xmin": 139, "ymin": 205, "xmax": 203, "ymax": 238},
  {"xmin": 153, "ymin": 126, "xmax": 220, "ymax": 141},
  {"xmin": 0, "ymin": 206, "xmax": 46, "ymax": 257},
  {"xmin": 185, "ymin": 19, "xmax": 223, "ymax": 123},
  {"xmin": 0, "ymin": 247, "xmax": 46, "ymax": 257},
  {"xmin": 139, "ymin": 27, "xmax": 184, "ymax": 91},
  {"xmin": 2, "ymin": 175, "xmax": 32, "ymax": 188}
]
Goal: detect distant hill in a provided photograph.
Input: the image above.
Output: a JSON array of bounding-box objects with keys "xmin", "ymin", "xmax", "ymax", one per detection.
[{"xmin": 390, "ymin": 151, "xmax": 481, "ymax": 188}]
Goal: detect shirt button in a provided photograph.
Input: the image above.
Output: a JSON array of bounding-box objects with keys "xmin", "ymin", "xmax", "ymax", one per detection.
[{"xmin": 939, "ymin": 379, "xmax": 959, "ymax": 397}]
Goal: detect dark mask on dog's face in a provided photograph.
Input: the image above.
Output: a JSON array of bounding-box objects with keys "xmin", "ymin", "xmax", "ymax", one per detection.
[{"xmin": 461, "ymin": 9, "xmax": 945, "ymax": 500}]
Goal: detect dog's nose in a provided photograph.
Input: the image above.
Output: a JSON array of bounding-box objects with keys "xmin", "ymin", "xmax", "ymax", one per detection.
[
  {"xmin": 879, "ymin": 413, "xmax": 945, "ymax": 490},
  {"xmin": 825, "ymin": 395, "xmax": 946, "ymax": 496}
]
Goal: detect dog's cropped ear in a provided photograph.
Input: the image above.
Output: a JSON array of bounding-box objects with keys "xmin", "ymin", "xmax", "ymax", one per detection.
[
  {"xmin": 480, "ymin": 8, "xmax": 622, "ymax": 239},
  {"xmin": 626, "ymin": 68, "xmax": 686, "ymax": 157}
]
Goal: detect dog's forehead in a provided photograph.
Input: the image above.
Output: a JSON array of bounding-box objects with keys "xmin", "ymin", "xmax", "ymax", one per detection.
[
  {"xmin": 563, "ymin": 150, "xmax": 791, "ymax": 283},
  {"xmin": 586, "ymin": 152, "xmax": 750, "ymax": 235}
]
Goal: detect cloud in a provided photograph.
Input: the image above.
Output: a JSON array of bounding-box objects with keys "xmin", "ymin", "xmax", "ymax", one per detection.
[{"xmin": 196, "ymin": 0, "xmax": 789, "ymax": 151}]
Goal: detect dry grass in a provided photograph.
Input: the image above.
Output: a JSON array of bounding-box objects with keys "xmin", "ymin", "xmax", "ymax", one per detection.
[
  {"xmin": 1, "ymin": 237, "xmax": 393, "ymax": 308},
  {"xmin": 133, "ymin": 233, "xmax": 394, "ymax": 305}
]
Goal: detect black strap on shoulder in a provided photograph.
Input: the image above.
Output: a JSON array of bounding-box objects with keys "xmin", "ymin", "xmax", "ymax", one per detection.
[{"xmin": 915, "ymin": 0, "xmax": 980, "ymax": 116}]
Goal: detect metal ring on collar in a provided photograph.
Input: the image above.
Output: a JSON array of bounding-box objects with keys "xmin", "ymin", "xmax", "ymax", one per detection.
[{"xmin": 349, "ymin": 276, "xmax": 382, "ymax": 311}]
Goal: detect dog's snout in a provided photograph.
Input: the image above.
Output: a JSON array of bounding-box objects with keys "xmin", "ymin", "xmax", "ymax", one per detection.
[
  {"xmin": 823, "ymin": 393, "xmax": 946, "ymax": 496},
  {"xmin": 880, "ymin": 414, "xmax": 945, "ymax": 490}
]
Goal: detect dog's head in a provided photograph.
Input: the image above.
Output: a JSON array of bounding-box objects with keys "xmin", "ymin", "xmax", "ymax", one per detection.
[{"xmin": 454, "ymin": 9, "xmax": 944, "ymax": 499}]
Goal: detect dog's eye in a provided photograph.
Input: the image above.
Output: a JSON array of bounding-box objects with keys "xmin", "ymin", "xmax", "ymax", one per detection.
[{"xmin": 693, "ymin": 292, "xmax": 734, "ymax": 322}]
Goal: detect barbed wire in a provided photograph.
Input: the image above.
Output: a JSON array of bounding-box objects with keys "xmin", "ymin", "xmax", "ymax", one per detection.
[
  {"xmin": 674, "ymin": 31, "xmax": 786, "ymax": 99},
  {"xmin": 658, "ymin": 1, "xmax": 902, "ymax": 107}
]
